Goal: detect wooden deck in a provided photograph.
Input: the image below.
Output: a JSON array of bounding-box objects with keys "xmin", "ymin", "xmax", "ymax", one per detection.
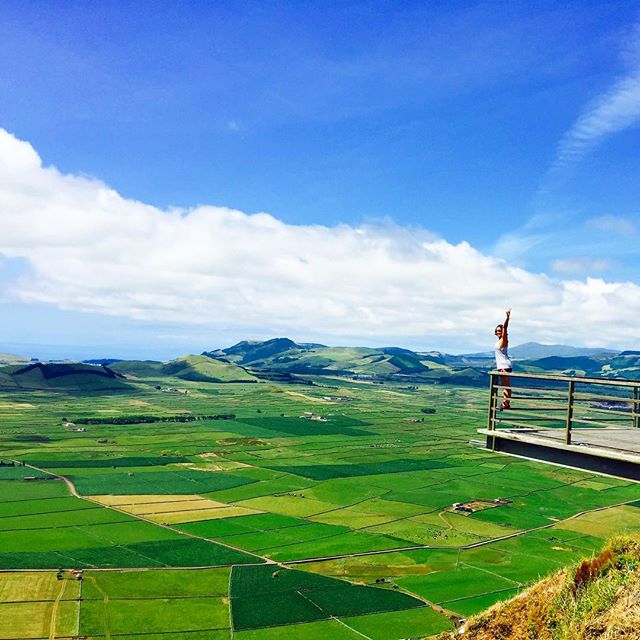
[
  {"xmin": 478, "ymin": 427, "xmax": 640, "ymax": 480},
  {"xmin": 483, "ymin": 372, "xmax": 640, "ymax": 480}
]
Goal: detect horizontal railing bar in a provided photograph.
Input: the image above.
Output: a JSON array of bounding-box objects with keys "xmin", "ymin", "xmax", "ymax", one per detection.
[
  {"xmin": 576, "ymin": 416, "xmax": 632, "ymax": 423},
  {"xmin": 570, "ymin": 417, "xmax": 633, "ymax": 428},
  {"xmin": 495, "ymin": 385, "xmax": 571, "ymax": 394},
  {"xmin": 500, "ymin": 406, "xmax": 567, "ymax": 412},
  {"xmin": 490, "ymin": 371, "xmax": 640, "ymax": 388},
  {"xmin": 573, "ymin": 393, "xmax": 634, "ymax": 402},
  {"xmin": 495, "ymin": 416, "xmax": 562, "ymax": 423},
  {"xmin": 494, "ymin": 389, "xmax": 636, "ymax": 403},
  {"xmin": 574, "ymin": 406, "xmax": 636, "ymax": 418},
  {"xmin": 490, "ymin": 395, "xmax": 566, "ymax": 408},
  {"xmin": 492, "ymin": 420, "xmax": 556, "ymax": 430},
  {"xmin": 497, "ymin": 411, "xmax": 567, "ymax": 422},
  {"xmin": 506, "ymin": 394, "xmax": 571, "ymax": 401}
]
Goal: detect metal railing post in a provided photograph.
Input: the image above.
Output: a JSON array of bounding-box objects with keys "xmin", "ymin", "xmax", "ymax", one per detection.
[
  {"xmin": 634, "ymin": 386, "xmax": 640, "ymax": 429},
  {"xmin": 488, "ymin": 372, "xmax": 497, "ymax": 431},
  {"xmin": 488, "ymin": 372, "xmax": 498, "ymax": 451},
  {"xmin": 565, "ymin": 379, "xmax": 575, "ymax": 445}
]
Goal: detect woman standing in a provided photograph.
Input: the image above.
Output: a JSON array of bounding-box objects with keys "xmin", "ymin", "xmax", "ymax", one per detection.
[{"xmin": 494, "ymin": 309, "xmax": 512, "ymax": 410}]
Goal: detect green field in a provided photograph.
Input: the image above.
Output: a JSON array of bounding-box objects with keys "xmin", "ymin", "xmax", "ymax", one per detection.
[{"xmin": 1, "ymin": 364, "xmax": 638, "ymax": 638}]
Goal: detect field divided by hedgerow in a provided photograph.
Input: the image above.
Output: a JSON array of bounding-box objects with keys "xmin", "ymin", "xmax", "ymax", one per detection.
[
  {"xmin": 230, "ymin": 564, "xmax": 429, "ymax": 631},
  {"xmin": 1, "ymin": 375, "xmax": 640, "ymax": 637}
]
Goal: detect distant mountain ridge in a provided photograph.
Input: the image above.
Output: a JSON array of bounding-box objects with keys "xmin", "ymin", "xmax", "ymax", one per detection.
[
  {"xmin": 462, "ymin": 341, "xmax": 617, "ymax": 360},
  {"xmin": 203, "ymin": 338, "xmax": 486, "ymax": 385},
  {"xmin": 2, "ymin": 339, "xmax": 637, "ymax": 393},
  {"xmin": 202, "ymin": 338, "xmax": 638, "ymax": 384}
]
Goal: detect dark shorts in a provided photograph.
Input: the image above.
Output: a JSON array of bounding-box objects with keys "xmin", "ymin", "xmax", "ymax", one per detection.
[{"xmin": 499, "ymin": 368, "xmax": 512, "ymax": 373}]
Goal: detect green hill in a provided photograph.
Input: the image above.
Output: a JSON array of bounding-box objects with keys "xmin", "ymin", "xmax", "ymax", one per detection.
[
  {"xmin": 0, "ymin": 362, "xmax": 133, "ymax": 391},
  {"xmin": 162, "ymin": 355, "xmax": 257, "ymax": 383},
  {"xmin": 206, "ymin": 340, "xmax": 433, "ymax": 379},
  {"xmin": 111, "ymin": 355, "xmax": 257, "ymax": 383},
  {"xmin": 109, "ymin": 360, "xmax": 165, "ymax": 377}
]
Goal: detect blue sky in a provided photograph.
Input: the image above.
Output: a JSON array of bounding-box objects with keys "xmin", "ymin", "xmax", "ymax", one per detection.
[{"xmin": 1, "ymin": 1, "xmax": 640, "ymax": 358}]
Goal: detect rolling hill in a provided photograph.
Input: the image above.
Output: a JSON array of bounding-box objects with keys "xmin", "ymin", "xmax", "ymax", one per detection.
[
  {"xmin": 205, "ymin": 339, "xmax": 431, "ymax": 376},
  {"xmin": 113, "ymin": 355, "xmax": 258, "ymax": 383},
  {"xmin": 204, "ymin": 339, "xmax": 487, "ymax": 384},
  {"xmin": 0, "ymin": 362, "xmax": 133, "ymax": 391},
  {"xmin": 203, "ymin": 339, "xmax": 640, "ymax": 385}
]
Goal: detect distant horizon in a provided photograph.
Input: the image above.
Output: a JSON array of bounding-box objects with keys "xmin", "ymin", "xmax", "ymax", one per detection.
[{"xmin": 0, "ymin": 337, "xmax": 624, "ymax": 363}]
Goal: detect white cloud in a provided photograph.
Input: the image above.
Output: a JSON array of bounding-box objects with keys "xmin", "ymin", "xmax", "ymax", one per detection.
[
  {"xmin": 552, "ymin": 23, "xmax": 640, "ymax": 171},
  {"xmin": 1, "ymin": 129, "xmax": 640, "ymax": 348},
  {"xmin": 587, "ymin": 214, "xmax": 636, "ymax": 235},
  {"xmin": 552, "ymin": 257, "xmax": 613, "ymax": 275}
]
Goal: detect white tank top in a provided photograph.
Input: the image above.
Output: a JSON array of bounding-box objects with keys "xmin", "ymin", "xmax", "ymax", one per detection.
[{"xmin": 495, "ymin": 340, "xmax": 512, "ymax": 370}]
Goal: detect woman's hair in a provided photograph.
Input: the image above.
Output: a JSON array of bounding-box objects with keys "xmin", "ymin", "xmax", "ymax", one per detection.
[{"xmin": 495, "ymin": 324, "xmax": 503, "ymax": 333}]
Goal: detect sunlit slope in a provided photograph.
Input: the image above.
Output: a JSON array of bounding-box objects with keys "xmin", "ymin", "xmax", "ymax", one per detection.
[
  {"xmin": 206, "ymin": 339, "xmax": 432, "ymax": 377},
  {"xmin": 439, "ymin": 536, "xmax": 640, "ymax": 640},
  {"xmin": 111, "ymin": 355, "xmax": 257, "ymax": 383},
  {"xmin": 163, "ymin": 355, "xmax": 257, "ymax": 382}
]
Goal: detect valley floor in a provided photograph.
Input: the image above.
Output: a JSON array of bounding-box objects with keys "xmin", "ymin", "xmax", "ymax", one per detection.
[{"xmin": 1, "ymin": 376, "xmax": 639, "ymax": 639}]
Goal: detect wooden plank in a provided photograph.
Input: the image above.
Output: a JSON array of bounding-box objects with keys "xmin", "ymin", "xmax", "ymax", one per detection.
[{"xmin": 490, "ymin": 371, "xmax": 640, "ymax": 388}]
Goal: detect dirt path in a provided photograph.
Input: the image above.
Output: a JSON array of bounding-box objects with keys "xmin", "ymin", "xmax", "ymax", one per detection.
[
  {"xmin": 48, "ymin": 578, "xmax": 67, "ymax": 640},
  {"xmin": 86, "ymin": 575, "xmax": 111, "ymax": 640}
]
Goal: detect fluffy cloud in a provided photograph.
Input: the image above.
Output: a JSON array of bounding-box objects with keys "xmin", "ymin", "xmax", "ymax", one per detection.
[{"xmin": 1, "ymin": 129, "xmax": 639, "ymax": 348}]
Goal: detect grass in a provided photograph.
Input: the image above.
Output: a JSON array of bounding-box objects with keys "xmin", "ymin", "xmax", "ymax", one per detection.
[
  {"xmin": 397, "ymin": 566, "xmax": 517, "ymax": 605},
  {"xmin": 0, "ymin": 571, "xmax": 81, "ymax": 602},
  {"xmin": 89, "ymin": 493, "xmax": 261, "ymax": 523},
  {"xmin": 67, "ymin": 468, "xmax": 256, "ymax": 495},
  {"xmin": 440, "ymin": 536, "xmax": 640, "ymax": 640},
  {"xmin": 231, "ymin": 563, "xmax": 424, "ymax": 630},
  {"xmin": 0, "ymin": 373, "xmax": 638, "ymax": 637},
  {"xmin": 80, "ymin": 569, "xmax": 232, "ymax": 637},
  {"xmin": 342, "ymin": 607, "xmax": 454, "ymax": 639},
  {"xmin": 80, "ymin": 597, "xmax": 230, "ymax": 635},
  {"xmin": 82, "ymin": 568, "xmax": 229, "ymax": 599},
  {"xmin": 235, "ymin": 619, "xmax": 363, "ymax": 639},
  {"xmin": 0, "ymin": 576, "xmax": 79, "ymax": 640}
]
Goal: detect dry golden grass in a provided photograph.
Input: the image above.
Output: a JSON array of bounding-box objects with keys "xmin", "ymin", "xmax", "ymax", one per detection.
[
  {"xmin": 90, "ymin": 494, "xmax": 200, "ymax": 506},
  {"xmin": 438, "ymin": 536, "xmax": 640, "ymax": 640},
  {"xmin": 157, "ymin": 505, "xmax": 260, "ymax": 524},
  {"xmin": 89, "ymin": 493, "xmax": 261, "ymax": 523}
]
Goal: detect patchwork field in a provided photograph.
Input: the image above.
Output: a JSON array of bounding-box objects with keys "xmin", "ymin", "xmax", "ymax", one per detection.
[{"xmin": 1, "ymin": 371, "xmax": 639, "ymax": 638}]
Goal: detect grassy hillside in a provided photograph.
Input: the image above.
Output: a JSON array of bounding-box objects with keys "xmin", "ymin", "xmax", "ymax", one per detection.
[
  {"xmin": 0, "ymin": 362, "xmax": 133, "ymax": 391},
  {"xmin": 162, "ymin": 355, "xmax": 257, "ymax": 382},
  {"xmin": 109, "ymin": 360, "xmax": 165, "ymax": 377},
  {"xmin": 439, "ymin": 536, "xmax": 640, "ymax": 640},
  {"xmin": 112, "ymin": 355, "xmax": 257, "ymax": 383},
  {"xmin": 207, "ymin": 340, "xmax": 434, "ymax": 379}
]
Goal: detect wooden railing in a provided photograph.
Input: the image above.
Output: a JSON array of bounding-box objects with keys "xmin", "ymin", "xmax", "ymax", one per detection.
[{"xmin": 488, "ymin": 372, "xmax": 640, "ymax": 445}]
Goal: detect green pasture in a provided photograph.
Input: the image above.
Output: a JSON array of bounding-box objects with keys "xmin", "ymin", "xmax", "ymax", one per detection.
[
  {"xmin": 0, "ymin": 372, "xmax": 638, "ymax": 637},
  {"xmin": 230, "ymin": 564, "xmax": 424, "ymax": 631}
]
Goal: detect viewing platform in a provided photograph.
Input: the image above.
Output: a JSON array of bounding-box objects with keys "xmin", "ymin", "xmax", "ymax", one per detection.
[{"xmin": 479, "ymin": 372, "xmax": 640, "ymax": 481}]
